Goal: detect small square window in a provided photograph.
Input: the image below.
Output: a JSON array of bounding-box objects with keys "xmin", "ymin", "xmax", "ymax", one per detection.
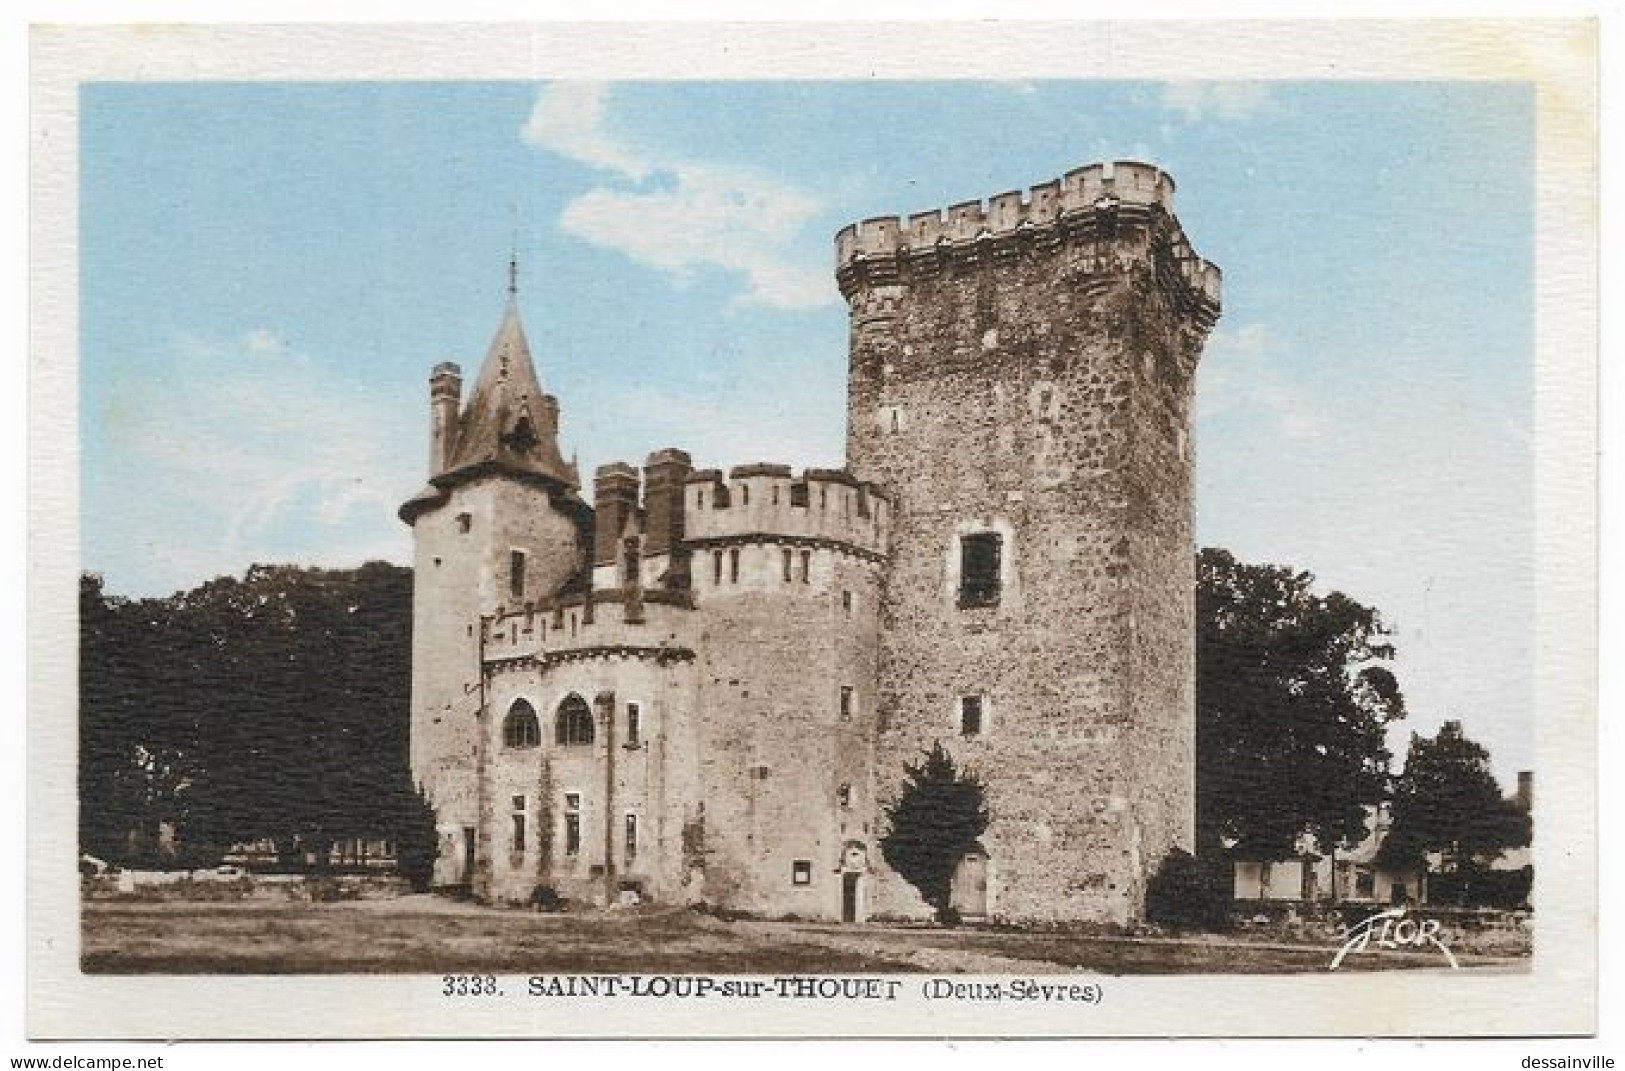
[
  {"xmin": 510, "ymin": 794, "xmax": 526, "ymax": 812},
  {"xmin": 791, "ymin": 860, "xmax": 812, "ymax": 886},
  {"xmin": 960, "ymin": 695, "xmax": 984, "ymax": 738}
]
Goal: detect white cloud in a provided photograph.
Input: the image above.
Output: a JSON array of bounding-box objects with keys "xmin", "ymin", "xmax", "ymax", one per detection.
[
  {"xmin": 521, "ymin": 82, "xmax": 650, "ymax": 180},
  {"xmin": 1161, "ymin": 82, "xmax": 1273, "ymax": 123},
  {"xmin": 522, "ymin": 83, "xmax": 834, "ymax": 310},
  {"xmin": 90, "ymin": 330, "xmax": 417, "ymax": 595},
  {"xmin": 1198, "ymin": 322, "xmax": 1327, "ymax": 440}
]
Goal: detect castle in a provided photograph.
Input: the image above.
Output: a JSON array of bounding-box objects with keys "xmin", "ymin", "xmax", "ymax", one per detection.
[{"xmin": 400, "ymin": 159, "xmax": 1221, "ymax": 924}]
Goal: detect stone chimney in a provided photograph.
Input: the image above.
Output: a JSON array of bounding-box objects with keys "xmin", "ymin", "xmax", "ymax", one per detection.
[
  {"xmin": 593, "ymin": 463, "xmax": 639, "ymax": 566},
  {"xmin": 429, "ymin": 362, "xmax": 462, "ymax": 475},
  {"xmin": 642, "ymin": 448, "xmax": 693, "ymax": 556}
]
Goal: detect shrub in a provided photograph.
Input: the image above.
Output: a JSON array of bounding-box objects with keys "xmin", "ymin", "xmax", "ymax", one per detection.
[{"xmin": 1144, "ymin": 848, "xmax": 1232, "ymax": 931}]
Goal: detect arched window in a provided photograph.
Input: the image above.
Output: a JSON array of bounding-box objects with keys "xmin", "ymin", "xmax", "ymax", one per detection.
[
  {"xmin": 556, "ymin": 695, "xmax": 595, "ymax": 746},
  {"xmin": 502, "ymin": 700, "xmax": 541, "ymax": 749}
]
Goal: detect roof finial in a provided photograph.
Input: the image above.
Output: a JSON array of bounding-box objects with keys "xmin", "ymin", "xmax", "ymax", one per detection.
[{"xmin": 507, "ymin": 200, "xmax": 521, "ymax": 300}]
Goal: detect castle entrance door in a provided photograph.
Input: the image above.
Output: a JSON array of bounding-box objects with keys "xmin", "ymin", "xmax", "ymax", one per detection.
[{"xmin": 950, "ymin": 849, "xmax": 989, "ymax": 919}]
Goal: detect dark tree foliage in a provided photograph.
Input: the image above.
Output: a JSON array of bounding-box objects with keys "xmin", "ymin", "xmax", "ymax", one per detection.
[
  {"xmin": 79, "ymin": 563, "xmax": 425, "ymax": 869},
  {"xmin": 880, "ymin": 743, "xmax": 990, "ymax": 924},
  {"xmin": 1196, "ymin": 548, "xmax": 1407, "ymax": 863},
  {"xmin": 1378, "ymin": 721, "xmax": 1531, "ymax": 904}
]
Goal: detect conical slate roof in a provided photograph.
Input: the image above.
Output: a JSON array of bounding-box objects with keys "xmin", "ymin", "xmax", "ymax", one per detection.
[{"xmin": 440, "ymin": 295, "xmax": 575, "ymax": 489}]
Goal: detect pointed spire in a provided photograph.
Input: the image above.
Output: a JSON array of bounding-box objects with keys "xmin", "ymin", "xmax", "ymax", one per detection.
[{"xmin": 437, "ymin": 261, "xmax": 577, "ymax": 490}]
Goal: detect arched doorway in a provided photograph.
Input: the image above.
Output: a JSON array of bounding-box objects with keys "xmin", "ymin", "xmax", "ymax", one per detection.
[{"xmin": 950, "ymin": 845, "xmax": 991, "ymax": 920}]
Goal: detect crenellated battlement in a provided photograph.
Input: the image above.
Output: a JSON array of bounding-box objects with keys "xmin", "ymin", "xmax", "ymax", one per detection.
[
  {"xmin": 481, "ymin": 591, "xmax": 695, "ymax": 666},
  {"xmin": 682, "ymin": 463, "xmax": 890, "ymax": 559},
  {"xmin": 835, "ymin": 159, "xmax": 1221, "ymax": 314}
]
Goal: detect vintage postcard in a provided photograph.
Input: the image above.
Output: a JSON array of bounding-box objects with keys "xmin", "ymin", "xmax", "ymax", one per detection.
[{"xmin": 27, "ymin": 20, "xmax": 1598, "ymax": 1040}]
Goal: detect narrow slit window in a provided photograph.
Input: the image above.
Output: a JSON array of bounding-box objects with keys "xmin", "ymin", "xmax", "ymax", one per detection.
[
  {"xmin": 958, "ymin": 532, "xmax": 1003, "ymax": 608},
  {"xmin": 510, "ymin": 550, "xmax": 527, "ymax": 599},
  {"xmin": 782, "ymin": 548, "xmax": 793, "ymax": 582},
  {"xmin": 713, "ymin": 550, "xmax": 724, "ymax": 585},
  {"xmin": 839, "ymin": 686, "xmax": 853, "ymax": 722},
  {"xmin": 625, "ymin": 814, "xmax": 639, "ymax": 862},
  {"xmin": 838, "ymin": 784, "xmax": 852, "ymax": 808},
  {"xmin": 564, "ymin": 793, "xmax": 582, "ymax": 856},
  {"xmin": 511, "ymin": 813, "xmax": 526, "ymax": 854},
  {"xmin": 729, "ymin": 547, "xmax": 740, "ymax": 583},
  {"xmin": 799, "ymin": 550, "xmax": 811, "ymax": 584},
  {"xmin": 626, "ymin": 703, "xmax": 641, "ymax": 747}
]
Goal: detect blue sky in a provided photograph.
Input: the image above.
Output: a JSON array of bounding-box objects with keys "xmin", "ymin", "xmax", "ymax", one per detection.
[{"xmin": 80, "ymin": 79, "xmax": 1534, "ymax": 779}]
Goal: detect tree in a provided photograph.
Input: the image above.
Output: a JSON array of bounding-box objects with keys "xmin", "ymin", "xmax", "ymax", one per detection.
[
  {"xmin": 1196, "ymin": 548, "xmax": 1407, "ymax": 865},
  {"xmin": 79, "ymin": 562, "xmax": 416, "ymax": 868},
  {"xmin": 1378, "ymin": 721, "xmax": 1530, "ymax": 903},
  {"xmin": 880, "ymin": 743, "xmax": 990, "ymax": 924}
]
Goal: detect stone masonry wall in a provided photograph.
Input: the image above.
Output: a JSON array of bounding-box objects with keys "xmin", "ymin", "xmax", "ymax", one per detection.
[{"xmin": 843, "ymin": 173, "xmax": 1218, "ymax": 924}]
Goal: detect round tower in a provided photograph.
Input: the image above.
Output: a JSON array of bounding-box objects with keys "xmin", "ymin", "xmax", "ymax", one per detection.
[
  {"xmin": 399, "ymin": 276, "xmax": 591, "ymax": 889},
  {"xmin": 838, "ymin": 160, "xmax": 1222, "ymax": 924}
]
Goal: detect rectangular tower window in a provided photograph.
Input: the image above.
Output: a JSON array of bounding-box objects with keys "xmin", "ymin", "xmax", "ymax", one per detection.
[
  {"xmin": 839, "ymin": 686, "xmax": 853, "ymax": 722},
  {"xmin": 838, "ymin": 783, "xmax": 852, "ymax": 808},
  {"xmin": 625, "ymin": 814, "xmax": 639, "ymax": 862},
  {"xmin": 799, "ymin": 550, "xmax": 811, "ymax": 584},
  {"xmin": 511, "ymin": 813, "xmax": 526, "ymax": 854},
  {"xmin": 713, "ymin": 550, "xmax": 724, "ymax": 585},
  {"xmin": 729, "ymin": 547, "xmax": 740, "ymax": 583},
  {"xmin": 564, "ymin": 793, "xmax": 582, "ymax": 856},
  {"xmin": 626, "ymin": 703, "xmax": 641, "ymax": 747},
  {"xmin": 510, "ymin": 550, "xmax": 527, "ymax": 599},
  {"xmin": 842, "ymin": 590, "xmax": 853, "ymax": 615},
  {"xmin": 782, "ymin": 548, "xmax": 793, "ymax": 582},
  {"xmin": 792, "ymin": 860, "xmax": 812, "ymax": 886},
  {"xmin": 456, "ymin": 512, "xmax": 472, "ymax": 534},
  {"xmin": 958, "ymin": 532, "xmax": 1003, "ymax": 608},
  {"xmin": 960, "ymin": 695, "xmax": 984, "ymax": 738}
]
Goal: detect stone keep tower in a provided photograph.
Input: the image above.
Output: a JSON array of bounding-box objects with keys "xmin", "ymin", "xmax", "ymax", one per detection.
[
  {"xmin": 399, "ymin": 270, "xmax": 590, "ymax": 888},
  {"xmin": 838, "ymin": 161, "xmax": 1221, "ymax": 924}
]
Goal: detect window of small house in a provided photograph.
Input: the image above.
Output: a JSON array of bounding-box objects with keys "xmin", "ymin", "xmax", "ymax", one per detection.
[
  {"xmin": 958, "ymin": 532, "xmax": 1003, "ymax": 608},
  {"xmin": 555, "ymin": 694, "xmax": 595, "ymax": 746},
  {"xmin": 503, "ymin": 700, "xmax": 541, "ymax": 749},
  {"xmin": 791, "ymin": 860, "xmax": 812, "ymax": 886}
]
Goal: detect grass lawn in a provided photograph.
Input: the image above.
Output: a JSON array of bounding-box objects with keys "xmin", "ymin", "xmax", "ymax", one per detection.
[{"xmin": 81, "ymin": 896, "xmax": 1523, "ymax": 975}]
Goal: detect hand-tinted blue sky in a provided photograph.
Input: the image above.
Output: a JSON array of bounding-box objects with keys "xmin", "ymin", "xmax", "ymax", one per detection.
[{"xmin": 80, "ymin": 80, "xmax": 1534, "ymax": 778}]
